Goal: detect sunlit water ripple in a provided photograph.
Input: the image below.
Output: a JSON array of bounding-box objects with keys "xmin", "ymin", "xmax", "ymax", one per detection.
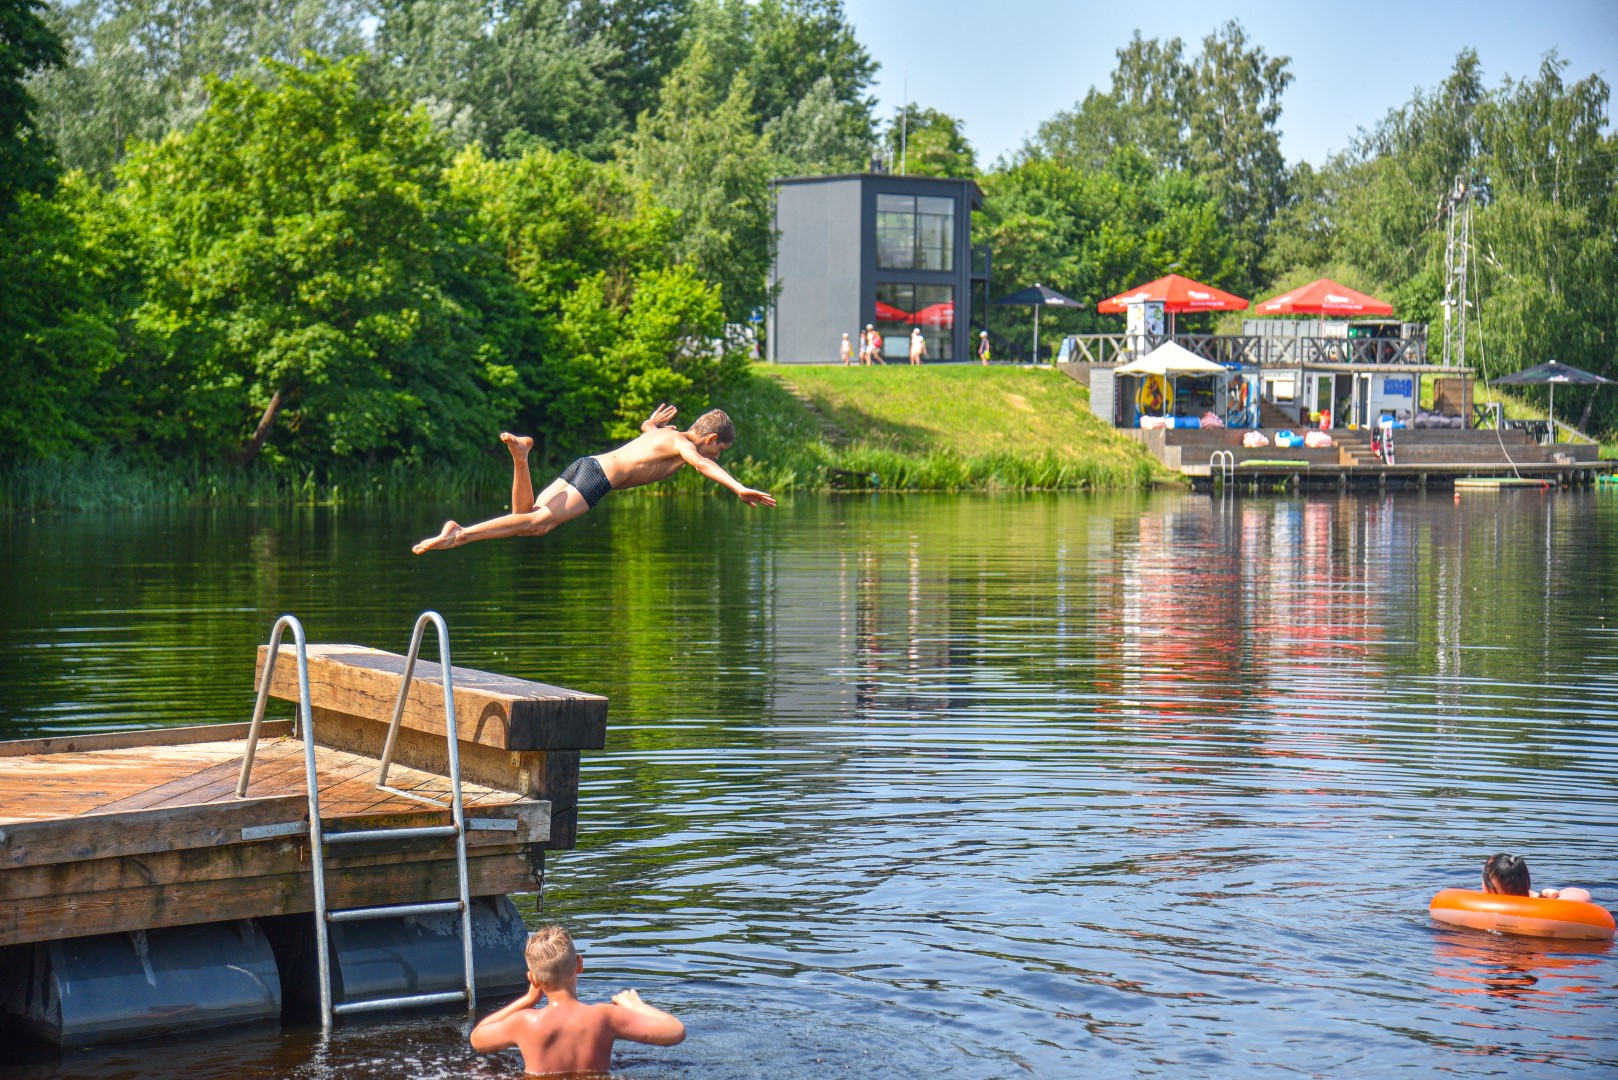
[{"xmin": 3, "ymin": 490, "xmax": 1615, "ymax": 1077}]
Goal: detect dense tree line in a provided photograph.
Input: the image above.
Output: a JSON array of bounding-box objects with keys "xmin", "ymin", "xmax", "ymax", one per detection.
[{"xmin": 3, "ymin": 2, "xmax": 1615, "ymax": 475}]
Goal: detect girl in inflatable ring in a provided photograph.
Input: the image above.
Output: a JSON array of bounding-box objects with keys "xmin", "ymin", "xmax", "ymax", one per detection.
[{"xmin": 1483, "ymin": 853, "xmax": 1591, "ymax": 903}]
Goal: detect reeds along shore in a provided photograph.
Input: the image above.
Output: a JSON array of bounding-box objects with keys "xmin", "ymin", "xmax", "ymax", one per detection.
[{"xmin": 1, "ymin": 368, "xmax": 1168, "ymax": 512}]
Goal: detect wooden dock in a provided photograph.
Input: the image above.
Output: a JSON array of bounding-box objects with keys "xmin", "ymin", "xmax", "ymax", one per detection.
[
  {"xmin": 1125, "ymin": 427, "xmax": 1612, "ymax": 491},
  {"xmin": 0, "ymin": 634, "xmax": 606, "ymax": 1043}
]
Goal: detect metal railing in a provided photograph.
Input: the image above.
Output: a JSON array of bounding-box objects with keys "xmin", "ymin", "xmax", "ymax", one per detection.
[
  {"xmin": 1059, "ymin": 333, "xmax": 1431, "ymax": 368},
  {"xmin": 236, "ymin": 611, "xmax": 477, "ymax": 1031}
]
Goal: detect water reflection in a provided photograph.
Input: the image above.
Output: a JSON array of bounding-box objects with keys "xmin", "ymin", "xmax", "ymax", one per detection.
[{"xmin": 2, "ymin": 491, "xmax": 1616, "ymax": 1076}]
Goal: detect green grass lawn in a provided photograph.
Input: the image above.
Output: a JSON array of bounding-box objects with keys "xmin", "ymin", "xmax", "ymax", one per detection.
[{"xmin": 704, "ymin": 364, "xmax": 1175, "ymax": 493}]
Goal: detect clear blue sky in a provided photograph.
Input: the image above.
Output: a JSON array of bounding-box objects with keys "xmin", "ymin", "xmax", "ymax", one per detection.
[{"xmin": 841, "ymin": 0, "xmax": 1618, "ymax": 168}]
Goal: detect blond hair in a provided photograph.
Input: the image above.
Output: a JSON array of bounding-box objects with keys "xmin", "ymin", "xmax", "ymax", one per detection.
[{"xmin": 523, "ymin": 925, "xmax": 578, "ymax": 989}]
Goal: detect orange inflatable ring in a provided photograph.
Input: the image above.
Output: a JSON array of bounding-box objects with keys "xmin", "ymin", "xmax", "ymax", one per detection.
[{"xmin": 1430, "ymin": 889, "xmax": 1615, "ymax": 941}]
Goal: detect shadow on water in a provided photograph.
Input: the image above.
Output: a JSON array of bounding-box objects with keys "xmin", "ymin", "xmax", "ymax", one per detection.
[{"xmin": 2, "ymin": 489, "xmax": 1616, "ymax": 1076}]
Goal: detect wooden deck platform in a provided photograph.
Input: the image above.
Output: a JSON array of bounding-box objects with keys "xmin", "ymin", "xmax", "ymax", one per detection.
[
  {"xmin": 1123, "ymin": 426, "xmax": 1613, "ymax": 490},
  {"xmin": 0, "ymin": 643, "xmax": 607, "ymax": 950}
]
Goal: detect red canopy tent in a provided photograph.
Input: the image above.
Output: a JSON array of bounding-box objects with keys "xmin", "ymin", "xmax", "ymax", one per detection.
[
  {"xmin": 874, "ymin": 301, "xmax": 912, "ymax": 324},
  {"xmin": 1098, "ymin": 274, "xmax": 1250, "ymax": 314},
  {"xmin": 1255, "ymin": 278, "xmax": 1393, "ymax": 317},
  {"xmin": 914, "ymin": 301, "xmax": 954, "ymax": 328}
]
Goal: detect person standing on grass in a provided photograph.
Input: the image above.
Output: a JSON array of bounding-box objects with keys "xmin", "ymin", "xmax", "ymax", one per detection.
[
  {"xmin": 840, "ymin": 332, "xmax": 854, "ymax": 365},
  {"xmin": 908, "ymin": 327, "xmax": 927, "ymax": 366},
  {"xmin": 978, "ymin": 331, "xmax": 992, "ymax": 366}
]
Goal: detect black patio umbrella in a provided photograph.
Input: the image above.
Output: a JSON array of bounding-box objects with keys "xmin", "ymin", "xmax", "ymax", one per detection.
[
  {"xmin": 991, "ymin": 283, "xmax": 1084, "ymax": 363},
  {"xmin": 1494, "ymin": 360, "xmax": 1616, "ymax": 434}
]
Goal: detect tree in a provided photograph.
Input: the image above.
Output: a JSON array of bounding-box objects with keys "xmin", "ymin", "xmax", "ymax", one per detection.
[
  {"xmin": 571, "ymin": 0, "xmax": 694, "ymax": 128},
  {"xmin": 370, "ymin": 0, "xmax": 625, "ymax": 160},
  {"xmin": 764, "ymin": 73, "xmax": 871, "ymax": 175},
  {"xmin": 881, "ymin": 105, "xmax": 974, "ymax": 178},
  {"xmin": 0, "ymin": 0, "xmax": 65, "ymax": 215},
  {"xmin": 448, "ymin": 144, "xmax": 739, "ymax": 453},
  {"xmin": 977, "ymin": 151, "xmax": 1237, "ymax": 355},
  {"xmin": 28, "ymin": 0, "xmax": 367, "ymax": 180},
  {"xmin": 622, "ymin": 40, "xmax": 776, "ymax": 324},
  {"xmin": 684, "ymin": 0, "xmax": 876, "ymax": 135},
  {"xmin": 1025, "ymin": 22, "xmax": 1290, "ymax": 290},
  {"xmin": 119, "ymin": 55, "xmax": 506, "ymax": 465}
]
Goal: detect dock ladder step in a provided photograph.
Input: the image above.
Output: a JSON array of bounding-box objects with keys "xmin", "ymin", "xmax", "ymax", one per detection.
[{"xmin": 236, "ymin": 611, "xmax": 478, "ymax": 1030}]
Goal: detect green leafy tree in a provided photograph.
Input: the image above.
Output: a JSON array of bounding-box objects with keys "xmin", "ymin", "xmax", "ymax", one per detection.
[
  {"xmin": 120, "ymin": 54, "xmax": 506, "ymax": 465},
  {"xmin": 623, "ymin": 40, "xmax": 776, "ymax": 324},
  {"xmin": 765, "ymin": 73, "xmax": 871, "ymax": 175},
  {"xmin": 448, "ymin": 144, "xmax": 738, "ymax": 454},
  {"xmin": 29, "ymin": 0, "xmax": 367, "ymax": 180},
  {"xmin": 882, "ymin": 105, "xmax": 974, "ymax": 178},
  {"xmin": 684, "ymin": 0, "xmax": 876, "ymax": 134},
  {"xmin": 977, "ymin": 152, "xmax": 1236, "ymax": 356},
  {"xmin": 572, "ymin": 0, "xmax": 695, "ymax": 129},
  {"xmin": 370, "ymin": 0, "xmax": 624, "ymax": 159},
  {"xmin": 0, "ymin": 0, "xmax": 65, "ymax": 215},
  {"xmin": 1026, "ymin": 22, "xmax": 1290, "ymax": 290}
]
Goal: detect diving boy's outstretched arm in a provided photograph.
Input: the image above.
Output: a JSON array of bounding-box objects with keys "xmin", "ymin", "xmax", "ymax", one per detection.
[{"xmin": 676, "ymin": 439, "xmax": 776, "ymax": 507}]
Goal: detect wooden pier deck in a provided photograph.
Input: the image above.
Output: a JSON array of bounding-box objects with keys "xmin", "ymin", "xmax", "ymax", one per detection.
[
  {"xmin": 1124, "ymin": 426, "xmax": 1612, "ymax": 491},
  {"xmin": 0, "ymin": 643, "xmax": 607, "ymax": 950}
]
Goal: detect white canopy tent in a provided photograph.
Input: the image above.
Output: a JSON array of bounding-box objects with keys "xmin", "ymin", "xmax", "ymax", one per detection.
[
  {"xmin": 1113, "ymin": 340, "xmax": 1228, "ymax": 377},
  {"xmin": 1114, "ymin": 341, "xmax": 1230, "ymax": 425}
]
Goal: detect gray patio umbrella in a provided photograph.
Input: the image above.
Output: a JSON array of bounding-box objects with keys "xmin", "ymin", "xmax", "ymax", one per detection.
[
  {"xmin": 1494, "ymin": 359, "xmax": 1615, "ymax": 435},
  {"xmin": 992, "ymin": 283, "xmax": 1084, "ymax": 363}
]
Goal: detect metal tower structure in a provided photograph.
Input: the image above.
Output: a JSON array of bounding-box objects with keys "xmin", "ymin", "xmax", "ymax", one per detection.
[{"xmin": 1440, "ymin": 175, "xmax": 1473, "ymax": 369}]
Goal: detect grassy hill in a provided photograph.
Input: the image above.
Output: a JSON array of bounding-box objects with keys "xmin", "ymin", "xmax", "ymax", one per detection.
[{"xmin": 706, "ymin": 364, "xmax": 1175, "ymax": 493}]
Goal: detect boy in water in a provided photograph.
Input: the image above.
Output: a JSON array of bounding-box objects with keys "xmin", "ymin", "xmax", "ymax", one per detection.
[
  {"xmin": 1482, "ymin": 853, "xmax": 1592, "ymax": 902},
  {"xmin": 470, "ymin": 925, "xmax": 685, "ymax": 1075},
  {"xmin": 414, "ymin": 404, "xmax": 774, "ymax": 553}
]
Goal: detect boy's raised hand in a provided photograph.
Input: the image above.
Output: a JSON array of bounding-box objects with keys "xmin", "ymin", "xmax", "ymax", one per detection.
[
  {"xmin": 642, "ymin": 403, "xmax": 678, "ymax": 431},
  {"xmin": 738, "ymin": 488, "xmax": 776, "ymax": 508}
]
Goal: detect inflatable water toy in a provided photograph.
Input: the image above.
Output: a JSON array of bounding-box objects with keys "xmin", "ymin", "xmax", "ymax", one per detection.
[{"xmin": 1430, "ymin": 889, "xmax": 1615, "ymax": 941}]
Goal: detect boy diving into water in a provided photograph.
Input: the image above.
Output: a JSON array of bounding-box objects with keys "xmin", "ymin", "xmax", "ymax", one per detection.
[{"xmin": 413, "ymin": 404, "xmax": 775, "ymax": 553}]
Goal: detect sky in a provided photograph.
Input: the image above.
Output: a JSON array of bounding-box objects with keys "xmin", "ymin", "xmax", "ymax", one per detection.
[{"xmin": 840, "ymin": 0, "xmax": 1618, "ymax": 168}]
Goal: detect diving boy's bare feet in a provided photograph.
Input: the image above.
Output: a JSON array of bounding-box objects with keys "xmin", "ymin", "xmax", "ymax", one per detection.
[
  {"xmin": 501, "ymin": 433, "xmax": 533, "ymax": 458},
  {"xmin": 413, "ymin": 520, "xmax": 463, "ymax": 554}
]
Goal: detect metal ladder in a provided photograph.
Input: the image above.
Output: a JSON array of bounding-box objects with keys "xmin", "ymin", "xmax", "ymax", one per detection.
[
  {"xmin": 1209, "ymin": 450, "xmax": 1235, "ymax": 486},
  {"xmin": 237, "ymin": 612, "xmax": 476, "ymax": 1030}
]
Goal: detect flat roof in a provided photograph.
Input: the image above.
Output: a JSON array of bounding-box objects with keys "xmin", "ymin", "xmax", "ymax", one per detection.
[{"xmin": 771, "ymin": 172, "xmax": 984, "ymax": 204}]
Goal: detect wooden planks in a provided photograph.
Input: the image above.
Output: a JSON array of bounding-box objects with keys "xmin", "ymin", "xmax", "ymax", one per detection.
[
  {"xmin": 0, "ymin": 720, "xmax": 293, "ymax": 758},
  {"xmin": 257, "ymin": 643, "xmax": 607, "ymax": 751},
  {"xmin": 0, "ymin": 851, "xmax": 539, "ymax": 947},
  {"xmin": 1, "ymin": 796, "xmax": 305, "ymax": 869}
]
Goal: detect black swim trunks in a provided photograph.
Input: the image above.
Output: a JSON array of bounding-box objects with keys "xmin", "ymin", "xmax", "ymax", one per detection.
[{"xmin": 558, "ymin": 456, "xmax": 613, "ymax": 508}]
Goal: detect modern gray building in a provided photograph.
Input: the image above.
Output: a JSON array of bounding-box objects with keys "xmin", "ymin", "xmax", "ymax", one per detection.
[{"xmin": 768, "ymin": 173, "xmax": 986, "ymax": 364}]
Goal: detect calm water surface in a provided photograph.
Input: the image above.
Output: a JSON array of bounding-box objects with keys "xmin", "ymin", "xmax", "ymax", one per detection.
[{"xmin": 3, "ymin": 491, "xmax": 1616, "ymax": 1078}]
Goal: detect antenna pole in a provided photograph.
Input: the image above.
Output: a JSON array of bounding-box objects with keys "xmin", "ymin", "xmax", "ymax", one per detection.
[{"xmin": 900, "ymin": 69, "xmax": 908, "ymax": 176}]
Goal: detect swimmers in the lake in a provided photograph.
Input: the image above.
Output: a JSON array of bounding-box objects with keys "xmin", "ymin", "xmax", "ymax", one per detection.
[
  {"xmin": 1482, "ymin": 853, "xmax": 1592, "ymax": 902},
  {"xmin": 469, "ymin": 925, "xmax": 685, "ymax": 1075},
  {"xmin": 413, "ymin": 403, "xmax": 775, "ymax": 553}
]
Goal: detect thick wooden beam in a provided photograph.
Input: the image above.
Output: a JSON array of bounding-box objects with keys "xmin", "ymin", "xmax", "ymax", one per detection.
[
  {"xmin": 0, "ymin": 795, "xmax": 304, "ymax": 868},
  {"xmin": 0, "ymin": 851, "xmax": 537, "ymax": 947},
  {"xmin": 304, "ymin": 707, "xmax": 578, "ymax": 849},
  {"xmin": 257, "ymin": 644, "xmax": 606, "ymax": 751}
]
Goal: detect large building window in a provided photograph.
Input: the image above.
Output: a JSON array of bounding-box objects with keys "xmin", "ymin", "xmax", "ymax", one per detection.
[
  {"xmin": 875, "ymin": 194, "xmax": 955, "ymax": 271},
  {"xmin": 875, "ymin": 283, "xmax": 954, "ymax": 360}
]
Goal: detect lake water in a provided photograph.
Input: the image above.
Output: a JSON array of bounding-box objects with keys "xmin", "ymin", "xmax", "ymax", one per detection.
[{"xmin": 3, "ymin": 490, "xmax": 1616, "ymax": 1078}]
